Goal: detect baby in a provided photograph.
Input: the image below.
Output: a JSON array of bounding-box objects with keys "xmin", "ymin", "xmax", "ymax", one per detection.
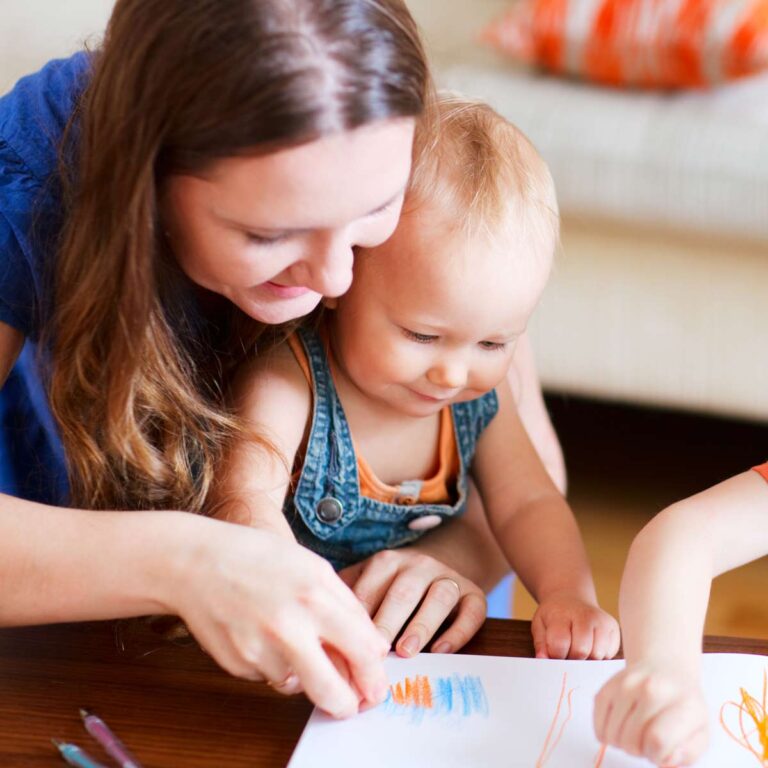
[{"xmin": 217, "ymin": 94, "xmax": 619, "ymax": 662}]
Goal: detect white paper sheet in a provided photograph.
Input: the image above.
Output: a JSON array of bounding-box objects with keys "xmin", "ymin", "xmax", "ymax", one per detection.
[{"xmin": 288, "ymin": 652, "xmax": 768, "ymax": 767}]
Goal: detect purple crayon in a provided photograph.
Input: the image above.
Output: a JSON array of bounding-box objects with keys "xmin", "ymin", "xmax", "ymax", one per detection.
[{"xmin": 79, "ymin": 710, "xmax": 144, "ymax": 768}]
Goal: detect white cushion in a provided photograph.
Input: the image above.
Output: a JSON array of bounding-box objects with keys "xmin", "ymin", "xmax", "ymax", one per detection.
[{"xmin": 408, "ymin": 0, "xmax": 768, "ymax": 242}]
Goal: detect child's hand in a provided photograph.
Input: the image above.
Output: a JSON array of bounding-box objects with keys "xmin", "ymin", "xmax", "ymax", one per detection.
[
  {"xmin": 594, "ymin": 662, "xmax": 708, "ymax": 766},
  {"xmin": 531, "ymin": 592, "xmax": 620, "ymax": 659}
]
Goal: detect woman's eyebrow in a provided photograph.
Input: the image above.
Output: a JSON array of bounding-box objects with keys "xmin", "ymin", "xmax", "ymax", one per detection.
[{"xmin": 215, "ymin": 187, "xmax": 406, "ymax": 235}]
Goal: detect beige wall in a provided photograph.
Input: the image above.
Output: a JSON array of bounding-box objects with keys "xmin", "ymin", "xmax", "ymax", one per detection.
[{"xmin": 1, "ymin": 1, "xmax": 113, "ymax": 94}]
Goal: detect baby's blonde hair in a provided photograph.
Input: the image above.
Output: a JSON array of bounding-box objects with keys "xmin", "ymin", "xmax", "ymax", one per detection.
[{"xmin": 409, "ymin": 92, "xmax": 559, "ymax": 258}]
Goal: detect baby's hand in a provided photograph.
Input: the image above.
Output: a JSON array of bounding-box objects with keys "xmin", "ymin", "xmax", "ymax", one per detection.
[
  {"xmin": 531, "ymin": 592, "xmax": 620, "ymax": 660},
  {"xmin": 594, "ymin": 662, "xmax": 708, "ymax": 766}
]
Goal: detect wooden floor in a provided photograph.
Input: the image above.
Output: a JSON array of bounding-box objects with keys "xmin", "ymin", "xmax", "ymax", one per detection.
[{"xmin": 513, "ymin": 396, "xmax": 768, "ymax": 639}]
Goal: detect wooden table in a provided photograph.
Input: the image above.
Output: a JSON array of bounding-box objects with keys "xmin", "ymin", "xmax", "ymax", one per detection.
[{"xmin": 1, "ymin": 619, "xmax": 766, "ymax": 767}]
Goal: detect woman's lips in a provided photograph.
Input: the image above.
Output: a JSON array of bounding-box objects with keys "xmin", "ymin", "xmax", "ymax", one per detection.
[{"xmin": 262, "ymin": 281, "xmax": 311, "ymax": 299}]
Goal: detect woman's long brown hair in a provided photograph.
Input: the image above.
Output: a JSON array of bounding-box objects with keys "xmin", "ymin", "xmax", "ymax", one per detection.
[{"xmin": 48, "ymin": 0, "xmax": 430, "ymax": 512}]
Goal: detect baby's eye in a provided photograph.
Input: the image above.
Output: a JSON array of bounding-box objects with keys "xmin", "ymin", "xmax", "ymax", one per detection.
[
  {"xmin": 479, "ymin": 340, "xmax": 507, "ymax": 351},
  {"xmin": 402, "ymin": 329, "xmax": 438, "ymax": 344}
]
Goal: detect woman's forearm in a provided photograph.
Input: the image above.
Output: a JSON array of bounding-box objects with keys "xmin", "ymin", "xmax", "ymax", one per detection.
[{"xmin": 0, "ymin": 493, "xmax": 198, "ymax": 625}]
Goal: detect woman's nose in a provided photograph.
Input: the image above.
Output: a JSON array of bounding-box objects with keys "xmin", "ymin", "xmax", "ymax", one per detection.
[{"xmin": 290, "ymin": 232, "xmax": 354, "ymax": 298}]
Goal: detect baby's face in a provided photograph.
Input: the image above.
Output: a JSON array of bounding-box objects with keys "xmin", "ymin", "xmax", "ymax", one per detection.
[{"xmin": 328, "ymin": 203, "xmax": 552, "ymax": 417}]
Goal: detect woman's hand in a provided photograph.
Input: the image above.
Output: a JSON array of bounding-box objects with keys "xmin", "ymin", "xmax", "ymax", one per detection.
[
  {"xmin": 339, "ymin": 549, "xmax": 487, "ymax": 658},
  {"xmin": 165, "ymin": 515, "xmax": 390, "ymax": 719},
  {"xmin": 531, "ymin": 591, "xmax": 620, "ymax": 660},
  {"xmin": 594, "ymin": 662, "xmax": 708, "ymax": 766}
]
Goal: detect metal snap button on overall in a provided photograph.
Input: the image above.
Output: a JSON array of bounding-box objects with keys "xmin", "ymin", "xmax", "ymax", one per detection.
[{"xmin": 316, "ymin": 497, "xmax": 343, "ymax": 523}]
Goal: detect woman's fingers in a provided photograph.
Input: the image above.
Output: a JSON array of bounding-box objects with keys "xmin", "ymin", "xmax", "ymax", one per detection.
[
  {"xmin": 341, "ymin": 549, "xmax": 490, "ymax": 657},
  {"xmin": 186, "ymin": 616, "xmax": 305, "ymax": 693},
  {"xmin": 393, "ymin": 576, "xmax": 462, "ymax": 657},
  {"xmin": 369, "ymin": 574, "xmax": 424, "ymax": 647},
  {"xmin": 342, "ymin": 554, "xmax": 400, "ymax": 621},
  {"xmin": 177, "ymin": 524, "xmax": 392, "ymax": 716},
  {"xmin": 429, "ymin": 590, "xmax": 487, "ymax": 654},
  {"xmin": 232, "ymin": 636, "xmax": 300, "ymax": 693},
  {"xmin": 280, "ymin": 629, "xmax": 364, "ymax": 719},
  {"xmin": 300, "ymin": 586, "xmax": 390, "ymax": 706}
]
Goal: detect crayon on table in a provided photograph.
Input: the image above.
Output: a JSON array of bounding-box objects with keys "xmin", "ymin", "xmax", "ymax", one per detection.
[
  {"xmin": 80, "ymin": 710, "xmax": 145, "ymax": 768},
  {"xmin": 53, "ymin": 739, "xmax": 110, "ymax": 768}
]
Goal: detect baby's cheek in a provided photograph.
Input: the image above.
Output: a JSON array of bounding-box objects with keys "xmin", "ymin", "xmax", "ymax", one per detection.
[{"xmin": 475, "ymin": 361, "xmax": 511, "ymax": 393}]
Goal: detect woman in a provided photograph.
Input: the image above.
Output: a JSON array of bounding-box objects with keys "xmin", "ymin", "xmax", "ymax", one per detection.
[{"xmin": 0, "ymin": 0, "xmax": 563, "ymax": 717}]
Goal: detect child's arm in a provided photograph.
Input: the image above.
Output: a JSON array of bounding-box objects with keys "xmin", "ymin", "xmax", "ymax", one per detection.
[
  {"xmin": 472, "ymin": 380, "xmax": 620, "ymax": 660},
  {"xmin": 594, "ymin": 469, "xmax": 768, "ymax": 767},
  {"xmin": 508, "ymin": 331, "xmax": 567, "ymax": 493},
  {"xmin": 208, "ymin": 345, "xmax": 311, "ymax": 538}
]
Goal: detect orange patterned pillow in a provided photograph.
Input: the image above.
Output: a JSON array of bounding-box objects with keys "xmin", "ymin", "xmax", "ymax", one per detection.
[{"xmin": 482, "ymin": 0, "xmax": 768, "ymax": 88}]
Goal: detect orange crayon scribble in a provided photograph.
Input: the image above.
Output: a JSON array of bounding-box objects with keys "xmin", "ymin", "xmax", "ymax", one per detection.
[
  {"xmin": 536, "ymin": 672, "xmax": 575, "ymax": 767},
  {"xmin": 720, "ymin": 669, "xmax": 768, "ymax": 766},
  {"xmin": 389, "ymin": 675, "xmax": 434, "ymax": 709},
  {"xmin": 593, "ymin": 742, "xmax": 607, "ymax": 767}
]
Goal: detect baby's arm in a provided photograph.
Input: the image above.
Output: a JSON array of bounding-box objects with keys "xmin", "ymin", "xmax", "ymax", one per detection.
[
  {"xmin": 594, "ymin": 469, "xmax": 768, "ymax": 766},
  {"xmin": 472, "ymin": 380, "xmax": 619, "ymax": 660},
  {"xmin": 209, "ymin": 344, "xmax": 311, "ymax": 538}
]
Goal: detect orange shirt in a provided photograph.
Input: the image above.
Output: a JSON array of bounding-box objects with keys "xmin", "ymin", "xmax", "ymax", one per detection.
[
  {"xmin": 753, "ymin": 462, "xmax": 768, "ymax": 482},
  {"xmin": 287, "ymin": 333, "xmax": 458, "ymax": 506}
]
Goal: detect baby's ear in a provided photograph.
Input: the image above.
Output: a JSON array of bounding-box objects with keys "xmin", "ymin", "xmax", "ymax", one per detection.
[{"xmin": 321, "ymin": 296, "xmax": 338, "ymax": 310}]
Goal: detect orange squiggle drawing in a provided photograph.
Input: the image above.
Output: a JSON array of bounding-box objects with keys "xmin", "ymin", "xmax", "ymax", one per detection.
[
  {"xmin": 720, "ymin": 669, "xmax": 768, "ymax": 766},
  {"xmin": 535, "ymin": 672, "xmax": 607, "ymax": 767},
  {"xmin": 593, "ymin": 743, "xmax": 607, "ymax": 767},
  {"xmin": 536, "ymin": 672, "xmax": 574, "ymax": 766},
  {"xmin": 388, "ymin": 675, "xmax": 434, "ymax": 709}
]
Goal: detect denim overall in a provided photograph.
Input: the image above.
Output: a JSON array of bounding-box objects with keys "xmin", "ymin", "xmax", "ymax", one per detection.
[{"xmin": 284, "ymin": 328, "xmax": 499, "ymax": 570}]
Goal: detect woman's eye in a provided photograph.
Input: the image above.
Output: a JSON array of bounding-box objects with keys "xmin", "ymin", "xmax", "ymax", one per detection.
[
  {"xmin": 479, "ymin": 340, "xmax": 507, "ymax": 351},
  {"xmin": 403, "ymin": 329, "xmax": 438, "ymax": 344},
  {"xmin": 246, "ymin": 232, "xmax": 284, "ymax": 246},
  {"xmin": 368, "ymin": 195, "xmax": 400, "ymax": 217}
]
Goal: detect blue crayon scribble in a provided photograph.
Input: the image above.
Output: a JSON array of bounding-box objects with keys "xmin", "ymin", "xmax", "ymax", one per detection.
[{"xmin": 380, "ymin": 674, "xmax": 489, "ymax": 724}]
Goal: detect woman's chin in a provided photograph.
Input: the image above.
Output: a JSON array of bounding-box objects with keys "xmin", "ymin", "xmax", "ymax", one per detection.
[{"xmin": 234, "ymin": 289, "xmax": 322, "ymax": 325}]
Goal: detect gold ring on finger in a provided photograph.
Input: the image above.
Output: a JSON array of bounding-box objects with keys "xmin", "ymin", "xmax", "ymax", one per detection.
[
  {"xmin": 266, "ymin": 672, "xmax": 295, "ymax": 689},
  {"xmin": 433, "ymin": 577, "xmax": 461, "ymax": 596}
]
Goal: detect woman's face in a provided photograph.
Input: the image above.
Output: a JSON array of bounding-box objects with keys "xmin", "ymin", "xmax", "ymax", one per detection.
[{"xmin": 161, "ymin": 118, "xmax": 415, "ymax": 324}]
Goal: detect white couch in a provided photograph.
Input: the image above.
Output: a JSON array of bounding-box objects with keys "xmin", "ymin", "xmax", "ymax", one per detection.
[
  {"xmin": 3, "ymin": 0, "xmax": 767, "ymax": 421},
  {"xmin": 409, "ymin": 0, "xmax": 768, "ymax": 423}
]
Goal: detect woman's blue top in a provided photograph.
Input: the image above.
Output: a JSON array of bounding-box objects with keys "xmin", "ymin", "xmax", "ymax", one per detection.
[{"xmin": 0, "ymin": 53, "xmax": 92, "ymax": 504}]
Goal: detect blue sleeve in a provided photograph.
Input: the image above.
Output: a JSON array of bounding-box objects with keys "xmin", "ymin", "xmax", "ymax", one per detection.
[
  {"xmin": 0, "ymin": 52, "xmax": 92, "ymax": 341},
  {"xmin": 0, "ymin": 148, "xmax": 37, "ymax": 338}
]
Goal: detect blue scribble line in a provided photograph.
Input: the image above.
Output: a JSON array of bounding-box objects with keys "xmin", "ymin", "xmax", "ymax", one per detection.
[{"xmin": 380, "ymin": 674, "xmax": 489, "ymax": 724}]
